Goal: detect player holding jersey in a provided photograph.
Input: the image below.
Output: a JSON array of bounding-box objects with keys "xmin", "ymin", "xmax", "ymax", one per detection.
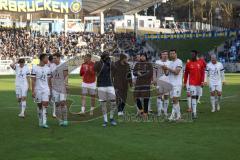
[
  {"xmin": 10, "ymin": 59, "xmax": 30, "ymax": 118},
  {"xmin": 31, "ymin": 54, "xmax": 51, "ymax": 128},
  {"xmin": 164, "ymin": 50, "xmax": 183, "ymax": 121},
  {"xmin": 50, "ymin": 53, "xmax": 69, "ymax": 126},
  {"xmin": 204, "ymin": 54, "xmax": 225, "ymax": 112},
  {"xmin": 155, "ymin": 50, "xmax": 171, "ymax": 117},
  {"xmin": 184, "ymin": 50, "xmax": 205, "ymax": 119}
]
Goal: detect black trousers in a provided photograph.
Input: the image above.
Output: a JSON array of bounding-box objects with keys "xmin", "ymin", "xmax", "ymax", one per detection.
[
  {"xmin": 136, "ymin": 98, "xmax": 149, "ymax": 113},
  {"xmin": 118, "ymin": 101, "xmax": 125, "ymax": 112}
]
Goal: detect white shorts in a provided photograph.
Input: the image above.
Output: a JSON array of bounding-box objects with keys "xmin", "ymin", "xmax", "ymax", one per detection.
[
  {"xmin": 16, "ymin": 86, "xmax": 28, "ymax": 98},
  {"xmin": 35, "ymin": 90, "xmax": 50, "ymax": 103},
  {"xmin": 209, "ymin": 84, "xmax": 222, "ymax": 92},
  {"xmin": 97, "ymin": 86, "xmax": 116, "ymax": 101},
  {"xmin": 189, "ymin": 85, "xmax": 202, "ymax": 96},
  {"xmin": 52, "ymin": 90, "xmax": 66, "ymax": 102},
  {"xmin": 82, "ymin": 82, "xmax": 96, "ymax": 95},
  {"xmin": 170, "ymin": 86, "xmax": 182, "ymax": 98},
  {"xmin": 199, "ymin": 87, "xmax": 203, "ymax": 96}
]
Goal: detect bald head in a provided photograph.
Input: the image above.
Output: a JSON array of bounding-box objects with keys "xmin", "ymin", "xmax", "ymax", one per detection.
[{"xmin": 211, "ymin": 54, "xmax": 217, "ymax": 64}]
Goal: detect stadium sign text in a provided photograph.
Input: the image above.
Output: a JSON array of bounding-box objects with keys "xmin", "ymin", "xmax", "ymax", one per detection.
[
  {"xmin": 0, "ymin": 0, "xmax": 82, "ymax": 13},
  {"xmin": 145, "ymin": 30, "xmax": 240, "ymax": 40}
]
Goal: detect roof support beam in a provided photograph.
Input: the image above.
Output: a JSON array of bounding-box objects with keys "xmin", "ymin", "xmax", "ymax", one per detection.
[
  {"xmin": 123, "ymin": 0, "xmax": 163, "ymax": 15},
  {"xmin": 90, "ymin": 0, "xmax": 122, "ymax": 14}
]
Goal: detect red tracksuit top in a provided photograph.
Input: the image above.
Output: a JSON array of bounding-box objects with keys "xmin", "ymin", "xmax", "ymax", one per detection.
[
  {"xmin": 184, "ymin": 60, "xmax": 205, "ymax": 86},
  {"xmin": 80, "ymin": 61, "xmax": 96, "ymax": 84}
]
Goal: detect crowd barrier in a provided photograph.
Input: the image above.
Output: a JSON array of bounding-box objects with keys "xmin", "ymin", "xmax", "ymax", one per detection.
[{"xmin": 224, "ymin": 63, "xmax": 240, "ymax": 72}]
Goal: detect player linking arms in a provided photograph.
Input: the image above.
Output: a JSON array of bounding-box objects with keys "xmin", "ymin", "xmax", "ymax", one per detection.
[
  {"xmin": 50, "ymin": 53, "xmax": 69, "ymax": 126},
  {"xmin": 10, "ymin": 58, "xmax": 30, "ymax": 118},
  {"xmin": 164, "ymin": 50, "xmax": 183, "ymax": 121},
  {"xmin": 31, "ymin": 54, "xmax": 51, "ymax": 128},
  {"xmin": 154, "ymin": 50, "xmax": 171, "ymax": 117},
  {"xmin": 204, "ymin": 54, "xmax": 225, "ymax": 112}
]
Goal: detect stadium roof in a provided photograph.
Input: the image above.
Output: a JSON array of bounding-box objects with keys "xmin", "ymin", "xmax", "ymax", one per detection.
[
  {"xmin": 83, "ymin": 0, "xmax": 166, "ymax": 15},
  {"xmin": 223, "ymin": 0, "xmax": 240, "ymax": 5},
  {"xmin": 84, "ymin": 0, "xmax": 240, "ymax": 15}
]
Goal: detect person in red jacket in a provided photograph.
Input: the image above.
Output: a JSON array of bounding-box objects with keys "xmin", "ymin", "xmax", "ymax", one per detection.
[
  {"xmin": 184, "ymin": 50, "xmax": 205, "ymax": 119},
  {"xmin": 79, "ymin": 54, "xmax": 96, "ymax": 115}
]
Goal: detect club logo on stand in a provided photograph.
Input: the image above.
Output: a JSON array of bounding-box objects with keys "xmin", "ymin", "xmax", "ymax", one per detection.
[{"xmin": 70, "ymin": 0, "xmax": 82, "ymax": 13}]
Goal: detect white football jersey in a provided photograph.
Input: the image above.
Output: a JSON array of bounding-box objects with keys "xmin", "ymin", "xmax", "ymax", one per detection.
[
  {"xmin": 206, "ymin": 62, "xmax": 224, "ymax": 85},
  {"xmin": 15, "ymin": 64, "xmax": 30, "ymax": 87},
  {"xmin": 169, "ymin": 58, "xmax": 183, "ymax": 86},
  {"xmin": 32, "ymin": 65, "xmax": 51, "ymax": 91},
  {"xmin": 155, "ymin": 60, "xmax": 170, "ymax": 82},
  {"xmin": 50, "ymin": 62, "xmax": 68, "ymax": 93}
]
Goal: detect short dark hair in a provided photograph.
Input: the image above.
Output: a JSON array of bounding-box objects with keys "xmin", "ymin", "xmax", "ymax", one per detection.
[
  {"xmin": 169, "ymin": 49, "xmax": 176, "ymax": 53},
  {"xmin": 48, "ymin": 55, "xmax": 53, "ymax": 62},
  {"xmin": 39, "ymin": 54, "xmax": 48, "ymax": 61},
  {"xmin": 53, "ymin": 53, "xmax": 61, "ymax": 58},
  {"xmin": 160, "ymin": 50, "xmax": 168, "ymax": 54},
  {"xmin": 18, "ymin": 58, "xmax": 25, "ymax": 64},
  {"xmin": 85, "ymin": 54, "xmax": 92, "ymax": 58},
  {"xmin": 120, "ymin": 53, "xmax": 127, "ymax": 61},
  {"xmin": 191, "ymin": 50, "xmax": 198, "ymax": 54}
]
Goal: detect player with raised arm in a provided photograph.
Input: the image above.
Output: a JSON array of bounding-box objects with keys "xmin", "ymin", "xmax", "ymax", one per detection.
[
  {"xmin": 164, "ymin": 49, "xmax": 183, "ymax": 121},
  {"xmin": 10, "ymin": 58, "xmax": 30, "ymax": 118},
  {"xmin": 31, "ymin": 54, "xmax": 51, "ymax": 128},
  {"xmin": 50, "ymin": 53, "xmax": 69, "ymax": 126},
  {"xmin": 184, "ymin": 50, "xmax": 205, "ymax": 119},
  {"xmin": 204, "ymin": 54, "xmax": 225, "ymax": 112},
  {"xmin": 155, "ymin": 50, "xmax": 171, "ymax": 117}
]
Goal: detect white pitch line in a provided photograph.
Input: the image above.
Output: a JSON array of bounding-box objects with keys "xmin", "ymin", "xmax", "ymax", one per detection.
[{"xmin": 221, "ymin": 95, "xmax": 238, "ymax": 99}]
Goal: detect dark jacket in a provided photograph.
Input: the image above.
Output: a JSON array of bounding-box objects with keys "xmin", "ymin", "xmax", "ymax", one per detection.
[
  {"xmin": 133, "ymin": 61, "xmax": 153, "ymax": 98},
  {"xmin": 94, "ymin": 60, "xmax": 116, "ymax": 87},
  {"xmin": 113, "ymin": 60, "xmax": 132, "ymax": 102}
]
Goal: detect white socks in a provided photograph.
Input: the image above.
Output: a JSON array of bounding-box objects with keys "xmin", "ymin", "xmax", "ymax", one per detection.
[
  {"xmin": 81, "ymin": 106, "xmax": 85, "ymax": 113},
  {"xmin": 211, "ymin": 96, "xmax": 215, "ymax": 110},
  {"xmin": 173, "ymin": 103, "xmax": 181, "ymax": 119},
  {"xmin": 148, "ymin": 99, "xmax": 152, "ymax": 111},
  {"xmin": 42, "ymin": 107, "xmax": 47, "ymax": 125},
  {"xmin": 215, "ymin": 96, "xmax": 221, "ymax": 106},
  {"xmin": 110, "ymin": 101, "xmax": 116, "ymax": 119},
  {"xmin": 21, "ymin": 101, "xmax": 26, "ymax": 114},
  {"xmin": 163, "ymin": 99, "xmax": 169, "ymax": 116},
  {"xmin": 103, "ymin": 114, "xmax": 108, "ymax": 122},
  {"xmin": 157, "ymin": 98, "xmax": 163, "ymax": 115},
  {"xmin": 37, "ymin": 108, "xmax": 43, "ymax": 126},
  {"xmin": 192, "ymin": 98, "xmax": 197, "ymax": 115},
  {"xmin": 157, "ymin": 98, "xmax": 169, "ymax": 116},
  {"xmin": 18, "ymin": 102, "xmax": 21, "ymax": 109},
  {"xmin": 187, "ymin": 97, "xmax": 191, "ymax": 109},
  {"xmin": 52, "ymin": 102, "xmax": 56, "ymax": 116}
]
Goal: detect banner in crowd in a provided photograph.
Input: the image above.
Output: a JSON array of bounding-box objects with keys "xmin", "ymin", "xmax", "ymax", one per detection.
[
  {"xmin": 144, "ymin": 30, "xmax": 240, "ymax": 40},
  {"xmin": 0, "ymin": 0, "xmax": 82, "ymax": 13},
  {"xmin": 0, "ymin": 60, "xmax": 14, "ymax": 75}
]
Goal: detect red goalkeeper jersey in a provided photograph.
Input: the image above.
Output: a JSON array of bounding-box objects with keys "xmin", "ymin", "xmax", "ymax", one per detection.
[
  {"xmin": 80, "ymin": 61, "xmax": 96, "ymax": 83},
  {"xmin": 184, "ymin": 60, "xmax": 205, "ymax": 86}
]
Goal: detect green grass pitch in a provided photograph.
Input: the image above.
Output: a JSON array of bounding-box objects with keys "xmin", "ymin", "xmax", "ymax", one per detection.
[{"xmin": 0, "ymin": 74, "xmax": 240, "ymax": 160}]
